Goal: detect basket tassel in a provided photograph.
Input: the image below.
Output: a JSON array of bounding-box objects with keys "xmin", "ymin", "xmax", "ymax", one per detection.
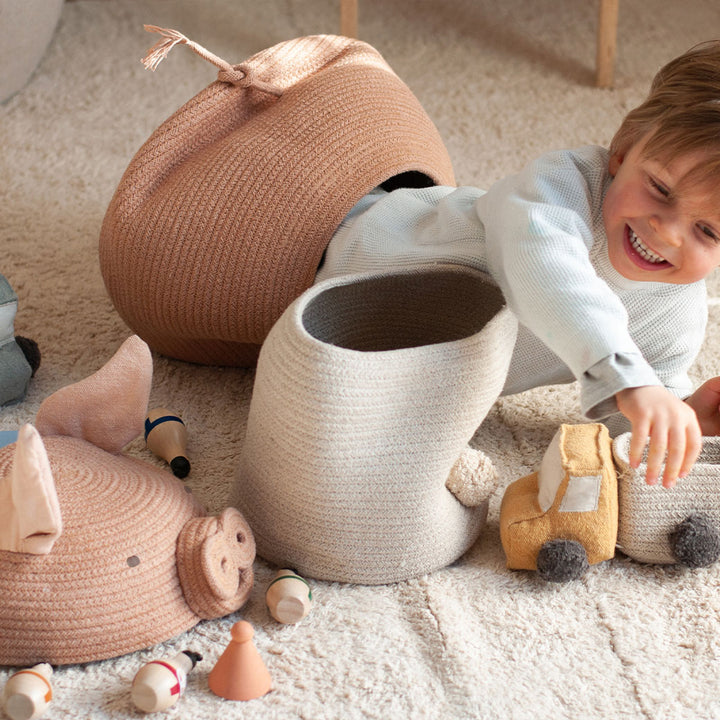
[{"xmin": 141, "ymin": 25, "xmax": 282, "ymax": 95}]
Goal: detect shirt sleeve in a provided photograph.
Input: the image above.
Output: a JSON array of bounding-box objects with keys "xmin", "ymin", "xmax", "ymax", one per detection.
[
  {"xmin": 597, "ymin": 345, "xmax": 701, "ymax": 436},
  {"xmin": 476, "ymin": 147, "xmax": 663, "ymax": 416},
  {"xmin": 582, "ymin": 352, "xmax": 663, "ymax": 419}
]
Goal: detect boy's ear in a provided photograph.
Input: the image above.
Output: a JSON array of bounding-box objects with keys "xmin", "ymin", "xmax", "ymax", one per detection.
[{"xmin": 608, "ymin": 150, "xmax": 625, "ymax": 177}]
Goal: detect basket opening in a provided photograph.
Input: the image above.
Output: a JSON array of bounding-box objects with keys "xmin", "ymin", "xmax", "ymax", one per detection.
[
  {"xmin": 379, "ymin": 171, "xmax": 436, "ymax": 192},
  {"xmin": 303, "ymin": 268, "xmax": 506, "ymax": 352}
]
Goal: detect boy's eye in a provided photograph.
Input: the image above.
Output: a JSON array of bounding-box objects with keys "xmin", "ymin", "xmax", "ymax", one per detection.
[
  {"xmin": 698, "ymin": 224, "xmax": 720, "ymax": 243},
  {"xmin": 649, "ymin": 176, "xmax": 670, "ymax": 197}
]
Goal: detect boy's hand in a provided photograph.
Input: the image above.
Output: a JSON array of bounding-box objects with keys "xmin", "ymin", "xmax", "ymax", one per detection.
[
  {"xmin": 615, "ymin": 386, "xmax": 702, "ymax": 489},
  {"xmin": 685, "ymin": 376, "xmax": 720, "ymax": 436}
]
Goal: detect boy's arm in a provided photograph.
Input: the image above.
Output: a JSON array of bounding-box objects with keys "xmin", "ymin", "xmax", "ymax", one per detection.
[
  {"xmin": 616, "ymin": 385, "xmax": 701, "ymax": 488},
  {"xmin": 685, "ymin": 377, "xmax": 720, "ymax": 435},
  {"xmin": 590, "ymin": 292, "xmax": 706, "ymax": 487},
  {"xmin": 476, "ymin": 147, "xmax": 702, "ymax": 485},
  {"xmin": 477, "ymin": 147, "xmax": 661, "ymax": 404}
]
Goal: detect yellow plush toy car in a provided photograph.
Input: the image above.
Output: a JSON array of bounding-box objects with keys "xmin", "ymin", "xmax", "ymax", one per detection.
[{"xmin": 499, "ymin": 423, "xmax": 618, "ymax": 582}]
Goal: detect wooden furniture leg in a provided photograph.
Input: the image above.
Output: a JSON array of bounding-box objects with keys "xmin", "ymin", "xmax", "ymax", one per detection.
[
  {"xmin": 340, "ymin": 0, "xmax": 358, "ymax": 38},
  {"xmin": 596, "ymin": 0, "xmax": 619, "ymax": 88},
  {"xmin": 339, "ymin": 1, "xmax": 620, "ymax": 89}
]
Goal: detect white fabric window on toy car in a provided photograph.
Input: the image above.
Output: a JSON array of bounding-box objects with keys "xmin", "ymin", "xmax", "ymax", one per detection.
[
  {"xmin": 537, "ymin": 427, "xmax": 602, "ymax": 513},
  {"xmin": 559, "ymin": 474, "xmax": 602, "ymax": 513},
  {"xmin": 538, "ymin": 428, "xmax": 564, "ymax": 512}
]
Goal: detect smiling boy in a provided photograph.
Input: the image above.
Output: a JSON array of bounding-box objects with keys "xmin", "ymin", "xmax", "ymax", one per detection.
[{"xmin": 316, "ymin": 41, "xmax": 720, "ymax": 489}]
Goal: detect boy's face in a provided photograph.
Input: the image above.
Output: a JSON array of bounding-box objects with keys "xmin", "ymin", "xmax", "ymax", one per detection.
[{"xmin": 603, "ymin": 133, "xmax": 720, "ymax": 284}]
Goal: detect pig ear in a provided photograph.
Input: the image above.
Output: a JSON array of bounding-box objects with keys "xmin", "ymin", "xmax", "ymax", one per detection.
[
  {"xmin": 0, "ymin": 425, "xmax": 62, "ymax": 554},
  {"xmin": 176, "ymin": 508, "xmax": 256, "ymax": 619},
  {"xmin": 35, "ymin": 336, "xmax": 152, "ymax": 453}
]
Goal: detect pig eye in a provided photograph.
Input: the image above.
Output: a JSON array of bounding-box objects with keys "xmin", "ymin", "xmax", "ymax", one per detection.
[{"xmin": 127, "ymin": 555, "xmax": 141, "ymax": 567}]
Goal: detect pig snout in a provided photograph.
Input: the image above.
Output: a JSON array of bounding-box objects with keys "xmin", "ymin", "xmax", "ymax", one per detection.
[{"xmin": 176, "ymin": 507, "xmax": 256, "ymax": 619}]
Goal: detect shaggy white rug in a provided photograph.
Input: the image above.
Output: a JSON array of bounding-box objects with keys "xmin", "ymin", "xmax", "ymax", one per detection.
[{"xmin": 3, "ymin": 1, "xmax": 720, "ymax": 717}]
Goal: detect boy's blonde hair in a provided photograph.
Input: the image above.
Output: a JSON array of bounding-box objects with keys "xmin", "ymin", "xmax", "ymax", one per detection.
[{"xmin": 610, "ymin": 41, "xmax": 720, "ymax": 195}]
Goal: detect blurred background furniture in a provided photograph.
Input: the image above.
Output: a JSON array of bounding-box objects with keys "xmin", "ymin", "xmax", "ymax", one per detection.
[
  {"xmin": 340, "ymin": 0, "xmax": 620, "ymax": 88},
  {"xmin": 0, "ymin": 0, "xmax": 64, "ymax": 103}
]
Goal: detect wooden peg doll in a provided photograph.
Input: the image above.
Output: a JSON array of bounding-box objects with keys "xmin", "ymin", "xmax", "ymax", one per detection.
[
  {"xmin": 145, "ymin": 407, "xmax": 190, "ymax": 478},
  {"xmin": 2, "ymin": 663, "xmax": 53, "ymax": 720},
  {"xmin": 131, "ymin": 650, "xmax": 201, "ymax": 713},
  {"xmin": 265, "ymin": 569, "xmax": 313, "ymax": 624}
]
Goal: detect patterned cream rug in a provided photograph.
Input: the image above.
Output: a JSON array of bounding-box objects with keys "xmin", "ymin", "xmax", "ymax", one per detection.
[{"xmin": 2, "ymin": 1, "xmax": 720, "ymax": 717}]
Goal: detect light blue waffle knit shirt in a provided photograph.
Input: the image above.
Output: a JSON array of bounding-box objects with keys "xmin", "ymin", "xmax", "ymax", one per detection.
[{"xmin": 315, "ymin": 145, "xmax": 707, "ymax": 422}]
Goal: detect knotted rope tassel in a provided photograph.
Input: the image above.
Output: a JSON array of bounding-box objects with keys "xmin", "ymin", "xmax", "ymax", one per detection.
[{"xmin": 141, "ymin": 25, "xmax": 283, "ymax": 96}]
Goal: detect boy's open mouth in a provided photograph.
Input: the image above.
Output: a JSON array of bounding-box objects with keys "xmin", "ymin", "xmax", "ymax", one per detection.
[{"xmin": 624, "ymin": 226, "xmax": 671, "ymax": 270}]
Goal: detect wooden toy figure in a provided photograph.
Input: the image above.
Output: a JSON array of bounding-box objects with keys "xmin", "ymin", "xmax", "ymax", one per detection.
[
  {"xmin": 131, "ymin": 650, "xmax": 202, "ymax": 713},
  {"xmin": 265, "ymin": 569, "xmax": 313, "ymax": 624},
  {"xmin": 208, "ymin": 621, "xmax": 272, "ymax": 701},
  {"xmin": 145, "ymin": 407, "xmax": 190, "ymax": 478},
  {"xmin": 2, "ymin": 663, "xmax": 53, "ymax": 720}
]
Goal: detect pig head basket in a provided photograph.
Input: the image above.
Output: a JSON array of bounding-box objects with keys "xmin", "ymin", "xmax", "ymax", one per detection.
[{"xmin": 0, "ymin": 337, "xmax": 255, "ymax": 666}]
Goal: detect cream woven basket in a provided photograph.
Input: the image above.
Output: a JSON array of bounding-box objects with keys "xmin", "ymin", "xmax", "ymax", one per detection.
[
  {"xmin": 613, "ymin": 433, "xmax": 720, "ymax": 565},
  {"xmin": 237, "ymin": 265, "xmax": 518, "ymax": 584}
]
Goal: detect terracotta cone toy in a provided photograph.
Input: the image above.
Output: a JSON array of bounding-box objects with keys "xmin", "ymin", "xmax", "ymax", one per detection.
[{"xmin": 208, "ymin": 622, "xmax": 272, "ymax": 701}]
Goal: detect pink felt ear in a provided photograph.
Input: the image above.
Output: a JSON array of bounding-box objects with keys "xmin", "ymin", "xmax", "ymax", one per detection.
[
  {"xmin": 35, "ymin": 335, "xmax": 152, "ymax": 453},
  {"xmin": 0, "ymin": 424, "xmax": 62, "ymax": 554}
]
